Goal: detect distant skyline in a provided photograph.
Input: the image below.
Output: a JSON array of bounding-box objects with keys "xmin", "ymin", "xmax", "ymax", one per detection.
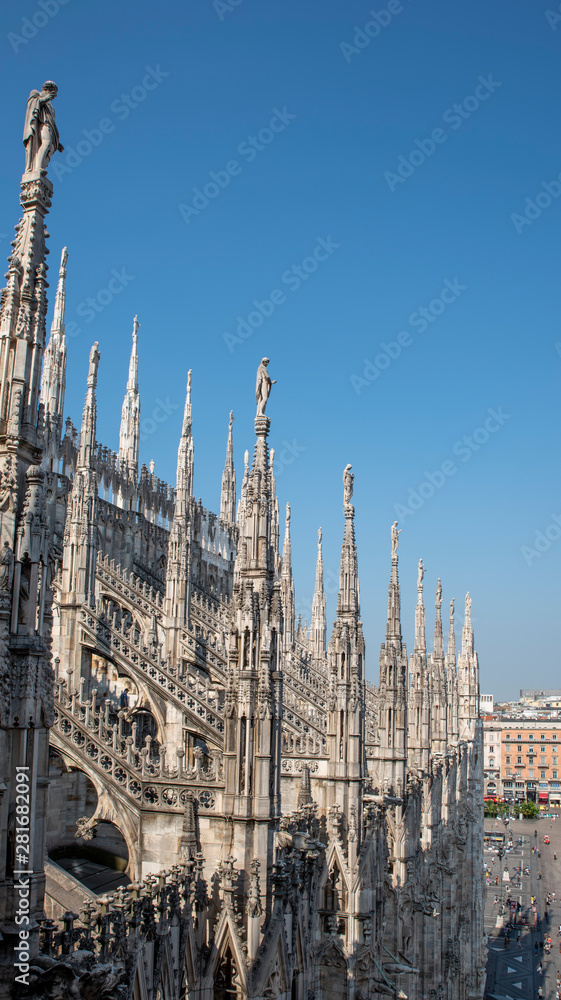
[{"xmin": 1, "ymin": 0, "xmax": 560, "ymax": 699}]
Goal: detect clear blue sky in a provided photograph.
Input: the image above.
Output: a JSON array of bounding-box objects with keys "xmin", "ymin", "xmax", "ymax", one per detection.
[{"xmin": 1, "ymin": 0, "xmax": 560, "ymax": 700}]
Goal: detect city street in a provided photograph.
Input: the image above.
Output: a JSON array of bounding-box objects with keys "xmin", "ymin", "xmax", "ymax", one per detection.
[{"xmin": 484, "ymin": 817, "xmax": 561, "ymax": 1000}]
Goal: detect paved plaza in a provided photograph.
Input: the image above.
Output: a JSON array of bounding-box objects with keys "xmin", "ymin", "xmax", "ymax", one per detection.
[{"xmin": 484, "ymin": 817, "xmax": 561, "ymax": 1000}]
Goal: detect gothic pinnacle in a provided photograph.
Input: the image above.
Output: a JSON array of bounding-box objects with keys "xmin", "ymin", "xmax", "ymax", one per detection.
[
  {"xmin": 461, "ymin": 591, "xmax": 474, "ymax": 654},
  {"xmin": 311, "ymin": 526, "xmax": 326, "ymax": 660},
  {"xmin": 337, "ymin": 466, "xmax": 359, "ymax": 617},
  {"xmin": 175, "ymin": 370, "xmax": 194, "ymax": 510},
  {"xmin": 78, "ymin": 342, "xmax": 100, "ymax": 469},
  {"xmin": 447, "ymin": 598, "xmax": 456, "ymax": 660},
  {"xmin": 414, "ymin": 558, "xmax": 426, "ymax": 653},
  {"xmin": 220, "ymin": 410, "xmax": 236, "ymax": 523},
  {"xmin": 434, "ymin": 578, "xmax": 444, "ymax": 658},
  {"xmin": 119, "ymin": 316, "xmax": 141, "ymax": 476},
  {"xmin": 386, "ymin": 521, "xmax": 403, "ymax": 645}
]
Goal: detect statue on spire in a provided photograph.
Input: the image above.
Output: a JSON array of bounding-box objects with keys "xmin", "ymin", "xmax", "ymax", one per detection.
[
  {"xmin": 436, "ymin": 578, "xmax": 442, "ymax": 611},
  {"xmin": 343, "ymin": 464, "xmax": 354, "ymax": 509},
  {"xmin": 88, "ymin": 342, "xmax": 100, "ymax": 381},
  {"xmin": 23, "ymin": 81, "xmax": 64, "ymax": 175},
  {"xmin": 417, "ymin": 558, "xmax": 424, "ymax": 590},
  {"xmin": 255, "ymin": 358, "xmax": 276, "ymax": 416},
  {"xmin": 391, "ymin": 520, "xmax": 401, "ymax": 556}
]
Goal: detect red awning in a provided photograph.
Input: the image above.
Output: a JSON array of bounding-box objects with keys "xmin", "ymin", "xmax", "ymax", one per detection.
[{"xmin": 539, "ymin": 793, "xmax": 549, "ymax": 801}]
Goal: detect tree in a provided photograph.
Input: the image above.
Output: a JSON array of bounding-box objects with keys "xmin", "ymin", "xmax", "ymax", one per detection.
[{"xmin": 520, "ymin": 801, "xmax": 539, "ymax": 819}]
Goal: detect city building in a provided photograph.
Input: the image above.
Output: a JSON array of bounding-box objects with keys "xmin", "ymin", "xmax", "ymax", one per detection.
[
  {"xmin": 482, "ymin": 718, "xmax": 502, "ymax": 800},
  {"xmin": 482, "ymin": 718, "xmax": 561, "ymax": 806},
  {"xmin": 0, "ymin": 83, "xmax": 486, "ymax": 1000},
  {"xmin": 480, "ymin": 694, "xmax": 494, "ymax": 715}
]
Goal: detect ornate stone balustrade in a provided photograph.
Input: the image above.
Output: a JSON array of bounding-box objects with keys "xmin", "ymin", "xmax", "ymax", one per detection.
[
  {"xmin": 52, "ymin": 680, "xmax": 223, "ymax": 813},
  {"xmin": 97, "ymin": 551, "xmax": 164, "ymax": 613},
  {"xmin": 80, "ymin": 608, "xmax": 225, "ymax": 742}
]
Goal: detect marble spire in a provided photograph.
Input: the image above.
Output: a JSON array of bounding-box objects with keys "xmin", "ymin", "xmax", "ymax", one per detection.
[
  {"xmin": 434, "ymin": 578, "xmax": 444, "ymax": 659},
  {"xmin": 41, "ymin": 247, "xmax": 68, "ymax": 471},
  {"xmin": 414, "ymin": 558, "xmax": 426, "ymax": 654},
  {"xmin": 447, "ymin": 598, "xmax": 456, "ymax": 661},
  {"xmin": 386, "ymin": 522, "xmax": 403, "ymax": 647},
  {"xmin": 337, "ymin": 465, "xmax": 359, "ymax": 617},
  {"xmin": 281, "ymin": 502, "xmax": 295, "ymax": 649},
  {"xmin": 220, "ymin": 410, "xmax": 236, "ymax": 523},
  {"xmin": 311, "ymin": 527, "xmax": 327, "ymax": 662},
  {"xmin": 118, "ymin": 316, "xmax": 140, "ymax": 476},
  {"xmin": 175, "ymin": 370, "xmax": 194, "ymax": 517},
  {"xmin": 78, "ymin": 343, "xmax": 100, "ymax": 469}
]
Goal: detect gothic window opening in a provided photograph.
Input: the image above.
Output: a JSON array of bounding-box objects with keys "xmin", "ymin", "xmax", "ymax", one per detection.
[{"xmin": 214, "ymin": 947, "xmax": 237, "ymax": 1000}]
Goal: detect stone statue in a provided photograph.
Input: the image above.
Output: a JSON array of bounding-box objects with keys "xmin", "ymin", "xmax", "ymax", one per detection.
[
  {"xmin": 343, "ymin": 464, "xmax": 354, "ymax": 506},
  {"xmin": 88, "ymin": 341, "xmax": 100, "ymax": 379},
  {"xmin": 0, "ymin": 542, "xmax": 13, "ymax": 592},
  {"xmin": 391, "ymin": 521, "xmax": 401, "ymax": 556},
  {"xmin": 417, "ymin": 558, "xmax": 424, "ymax": 589},
  {"xmin": 436, "ymin": 578, "xmax": 442, "ymax": 611},
  {"xmin": 23, "ymin": 81, "xmax": 64, "ymax": 175},
  {"xmin": 255, "ymin": 357, "xmax": 276, "ymax": 416}
]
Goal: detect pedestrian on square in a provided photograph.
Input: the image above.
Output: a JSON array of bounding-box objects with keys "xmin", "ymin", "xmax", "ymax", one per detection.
[{"xmin": 537, "ymin": 961, "xmax": 543, "ymax": 975}]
